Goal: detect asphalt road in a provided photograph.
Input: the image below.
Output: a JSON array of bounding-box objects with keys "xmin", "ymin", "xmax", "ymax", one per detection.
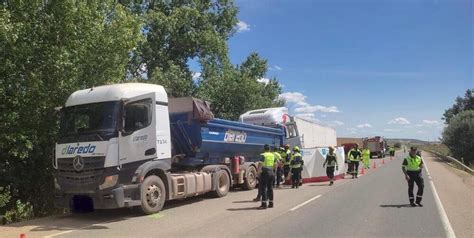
[{"xmin": 2, "ymin": 152, "xmax": 467, "ymax": 238}]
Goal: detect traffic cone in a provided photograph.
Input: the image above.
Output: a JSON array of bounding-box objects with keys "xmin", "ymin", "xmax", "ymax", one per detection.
[
  {"xmin": 382, "ymin": 159, "xmax": 385, "ymax": 164},
  {"xmin": 360, "ymin": 167, "xmax": 365, "ymax": 175},
  {"xmin": 20, "ymin": 234, "xmax": 26, "ymax": 238},
  {"xmin": 372, "ymin": 161, "xmax": 377, "ymax": 169}
]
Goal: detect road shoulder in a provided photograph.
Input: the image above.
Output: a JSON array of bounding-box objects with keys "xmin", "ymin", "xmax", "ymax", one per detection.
[{"xmin": 422, "ymin": 151, "xmax": 474, "ymax": 238}]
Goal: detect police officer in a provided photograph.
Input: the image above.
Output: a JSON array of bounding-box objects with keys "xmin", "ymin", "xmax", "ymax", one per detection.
[
  {"xmin": 323, "ymin": 146, "xmax": 339, "ymax": 186},
  {"xmin": 389, "ymin": 146, "xmax": 396, "ymax": 157},
  {"xmin": 402, "ymin": 147, "xmax": 424, "ymax": 207},
  {"xmin": 282, "ymin": 144, "xmax": 292, "ymax": 181},
  {"xmin": 290, "ymin": 146, "xmax": 304, "ymax": 189},
  {"xmin": 348, "ymin": 144, "xmax": 362, "ymax": 178},
  {"xmin": 258, "ymin": 144, "xmax": 277, "ymax": 209}
]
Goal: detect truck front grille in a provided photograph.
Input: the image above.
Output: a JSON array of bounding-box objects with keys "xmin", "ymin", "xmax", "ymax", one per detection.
[{"xmin": 56, "ymin": 156, "xmax": 106, "ymax": 192}]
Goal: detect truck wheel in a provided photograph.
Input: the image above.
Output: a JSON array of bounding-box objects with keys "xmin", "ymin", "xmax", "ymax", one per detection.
[
  {"xmin": 213, "ymin": 170, "xmax": 230, "ymax": 197},
  {"xmin": 243, "ymin": 166, "xmax": 257, "ymax": 190},
  {"xmin": 140, "ymin": 175, "xmax": 166, "ymax": 215}
]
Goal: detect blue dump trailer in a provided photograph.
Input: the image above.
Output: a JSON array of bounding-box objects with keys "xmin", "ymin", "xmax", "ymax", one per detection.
[
  {"xmin": 168, "ymin": 97, "xmax": 285, "ymax": 189},
  {"xmin": 170, "ymin": 116, "xmax": 285, "ymax": 166}
]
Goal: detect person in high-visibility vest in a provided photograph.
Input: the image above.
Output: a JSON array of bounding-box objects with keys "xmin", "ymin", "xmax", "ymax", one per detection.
[
  {"xmin": 323, "ymin": 146, "xmax": 339, "ymax": 186},
  {"xmin": 402, "ymin": 147, "xmax": 424, "ymax": 207},
  {"xmin": 362, "ymin": 147, "xmax": 371, "ymax": 169},
  {"xmin": 273, "ymin": 148, "xmax": 283, "ymax": 188},
  {"xmin": 290, "ymin": 146, "xmax": 304, "ymax": 189},
  {"xmin": 258, "ymin": 144, "xmax": 277, "ymax": 209},
  {"xmin": 347, "ymin": 144, "xmax": 362, "ymax": 179},
  {"xmin": 282, "ymin": 144, "xmax": 292, "ymax": 181},
  {"xmin": 389, "ymin": 147, "xmax": 396, "ymax": 156}
]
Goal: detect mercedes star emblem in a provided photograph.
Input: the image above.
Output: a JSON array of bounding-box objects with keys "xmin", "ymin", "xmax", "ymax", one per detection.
[{"xmin": 73, "ymin": 156, "xmax": 85, "ymax": 171}]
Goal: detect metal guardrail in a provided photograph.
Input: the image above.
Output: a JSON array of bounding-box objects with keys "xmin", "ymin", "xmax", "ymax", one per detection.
[{"xmin": 425, "ymin": 150, "xmax": 474, "ymax": 175}]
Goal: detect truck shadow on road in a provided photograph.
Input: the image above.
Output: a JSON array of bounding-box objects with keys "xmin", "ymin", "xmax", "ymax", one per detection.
[
  {"xmin": 379, "ymin": 204, "xmax": 415, "ymax": 208},
  {"xmin": 226, "ymin": 207, "xmax": 262, "ymax": 211}
]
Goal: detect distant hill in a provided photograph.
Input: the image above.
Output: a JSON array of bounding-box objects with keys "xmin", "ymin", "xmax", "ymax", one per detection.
[{"xmin": 385, "ymin": 138, "xmax": 431, "ymax": 145}]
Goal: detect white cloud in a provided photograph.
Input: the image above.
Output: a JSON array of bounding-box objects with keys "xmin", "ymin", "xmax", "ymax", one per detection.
[
  {"xmin": 347, "ymin": 127, "xmax": 357, "ymax": 132},
  {"xmin": 328, "ymin": 121, "xmax": 344, "ymax": 127},
  {"xmin": 388, "ymin": 117, "xmax": 411, "ymax": 125},
  {"xmin": 236, "ymin": 20, "xmax": 251, "ymax": 32},
  {"xmin": 295, "ymin": 113, "xmax": 320, "ymax": 122},
  {"xmin": 295, "ymin": 105, "xmax": 340, "ymax": 113},
  {"xmin": 192, "ymin": 72, "xmax": 202, "ymax": 81},
  {"xmin": 257, "ymin": 77, "xmax": 270, "ymax": 84},
  {"xmin": 279, "ymin": 92, "xmax": 307, "ymax": 103},
  {"xmin": 416, "ymin": 131, "xmax": 425, "ymax": 134},
  {"xmin": 384, "ymin": 128, "xmax": 400, "ymax": 132},
  {"xmin": 356, "ymin": 123, "xmax": 372, "ymax": 128},
  {"xmin": 422, "ymin": 120, "xmax": 440, "ymax": 125},
  {"xmin": 320, "ymin": 114, "xmax": 327, "ymax": 118},
  {"xmin": 270, "ymin": 65, "xmax": 283, "ymax": 71}
]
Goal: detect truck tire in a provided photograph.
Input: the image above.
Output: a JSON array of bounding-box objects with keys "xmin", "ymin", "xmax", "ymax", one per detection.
[
  {"xmin": 140, "ymin": 175, "xmax": 166, "ymax": 215},
  {"xmin": 243, "ymin": 166, "xmax": 257, "ymax": 190},
  {"xmin": 213, "ymin": 170, "xmax": 230, "ymax": 197}
]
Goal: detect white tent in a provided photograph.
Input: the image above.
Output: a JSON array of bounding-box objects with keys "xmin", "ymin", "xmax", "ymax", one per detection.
[{"xmin": 300, "ymin": 146, "xmax": 346, "ymax": 182}]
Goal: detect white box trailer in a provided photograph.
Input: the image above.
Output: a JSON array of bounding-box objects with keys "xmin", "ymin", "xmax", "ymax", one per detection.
[{"xmin": 294, "ymin": 117, "xmax": 337, "ymax": 148}]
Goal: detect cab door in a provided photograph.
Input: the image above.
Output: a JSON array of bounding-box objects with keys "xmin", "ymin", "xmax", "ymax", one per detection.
[{"xmin": 119, "ymin": 93, "xmax": 157, "ymax": 166}]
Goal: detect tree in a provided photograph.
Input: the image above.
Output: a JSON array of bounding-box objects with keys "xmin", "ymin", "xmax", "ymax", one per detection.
[
  {"xmin": 394, "ymin": 142, "xmax": 401, "ymax": 148},
  {"xmin": 197, "ymin": 53, "xmax": 283, "ymax": 120},
  {"xmin": 442, "ymin": 110, "xmax": 474, "ymax": 165},
  {"xmin": 123, "ymin": 0, "xmax": 238, "ymax": 97},
  {"xmin": 0, "ymin": 0, "xmax": 142, "ymax": 222},
  {"xmin": 443, "ymin": 89, "xmax": 474, "ymax": 124}
]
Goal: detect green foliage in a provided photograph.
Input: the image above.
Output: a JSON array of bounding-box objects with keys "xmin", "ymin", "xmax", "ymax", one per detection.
[
  {"xmin": 2, "ymin": 200, "xmax": 34, "ymax": 224},
  {"xmin": 197, "ymin": 53, "xmax": 283, "ymax": 120},
  {"xmin": 0, "ymin": 0, "xmax": 283, "ymax": 224},
  {"xmin": 0, "ymin": 186, "xmax": 11, "ymax": 209},
  {"xmin": 443, "ymin": 89, "xmax": 474, "ymax": 124},
  {"xmin": 394, "ymin": 142, "xmax": 401, "ymax": 148},
  {"xmin": 442, "ymin": 110, "xmax": 474, "ymax": 165},
  {"xmin": 0, "ymin": 0, "xmax": 142, "ymax": 222}
]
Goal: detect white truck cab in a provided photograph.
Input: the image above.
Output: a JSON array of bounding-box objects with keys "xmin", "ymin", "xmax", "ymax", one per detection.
[{"xmin": 54, "ymin": 83, "xmax": 174, "ymax": 212}]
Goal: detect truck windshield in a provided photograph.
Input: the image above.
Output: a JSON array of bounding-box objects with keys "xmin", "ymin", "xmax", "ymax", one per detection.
[{"xmin": 59, "ymin": 101, "xmax": 120, "ymax": 140}]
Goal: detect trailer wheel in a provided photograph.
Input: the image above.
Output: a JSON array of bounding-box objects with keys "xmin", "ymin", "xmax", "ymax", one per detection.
[
  {"xmin": 243, "ymin": 166, "xmax": 257, "ymax": 190},
  {"xmin": 140, "ymin": 175, "xmax": 166, "ymax": 214},
  {"xmin": 213, "ymin": 170, "xmax": 230, "ymax": 197}
]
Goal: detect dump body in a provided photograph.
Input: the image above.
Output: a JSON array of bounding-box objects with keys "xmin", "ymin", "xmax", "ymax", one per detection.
[{"xmin": 169, "ymin": 98, "xmax": 285, "ymax": 167}]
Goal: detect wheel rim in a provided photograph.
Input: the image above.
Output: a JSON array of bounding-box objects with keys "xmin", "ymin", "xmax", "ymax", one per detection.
[
  {"xmin": 146, "ymin": 184, "xmax": 162, "ymax": 207},
  {"xmin": 218, "ymin": 173, "xmax": 228, "ymax": 191},
  {"xmin": 248, "ymin": 168, "xmax": 256, "ymax": 185}
]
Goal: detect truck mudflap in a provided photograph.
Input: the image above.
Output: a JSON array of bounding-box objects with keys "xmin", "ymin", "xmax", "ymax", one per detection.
[{"xmin": 54, "ymin": 184, "xmax": 140, "ymax": 210}]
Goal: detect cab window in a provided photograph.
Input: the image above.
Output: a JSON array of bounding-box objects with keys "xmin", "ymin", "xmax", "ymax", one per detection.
[{"xmin": 124, "ymin": 99, "xmax": 152, "ymax": 132}]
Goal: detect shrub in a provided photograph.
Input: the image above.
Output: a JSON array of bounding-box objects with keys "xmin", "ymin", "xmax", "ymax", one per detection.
[{"xmin": 442, "ymin": 110, "xmax": 474, "ymax": 165}]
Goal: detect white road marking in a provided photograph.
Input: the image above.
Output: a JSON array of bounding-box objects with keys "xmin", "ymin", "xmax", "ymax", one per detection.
[
  {"xmin": 424, "ymin": 162, "xmax": 456, "ymax": 238},
  {"xmin": 290, "ymin": 195, "xmax": 322, "ymax": 211}
]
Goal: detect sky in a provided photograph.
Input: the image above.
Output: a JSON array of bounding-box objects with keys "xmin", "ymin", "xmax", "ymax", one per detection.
[{"xmin": 194, "ymin": 0, "xmax": 473, "ymax": 141}]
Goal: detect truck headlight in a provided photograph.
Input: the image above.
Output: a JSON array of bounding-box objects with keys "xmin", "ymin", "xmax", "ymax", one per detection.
[{"xmin": 99, "ymin": 175, "xmax": 118, "ymax": 190}]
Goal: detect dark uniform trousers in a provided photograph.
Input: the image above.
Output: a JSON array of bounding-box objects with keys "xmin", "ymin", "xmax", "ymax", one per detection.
[
  {"xmin": 275, "ymin": 167, "xmax": 283, "ymax": 186},
  {"xmin": 349, "ymin": 161, "xmax": 359, "ymax": 176},
  {"xmin": 291, "ymin": 167, "xmax": 302, "ymax": 187},
  {"xmin": 260, "ymin": 168, "xmax": 274, "ymax": 202},
  {"xmin": 407, "ymin": 171, "xmax": 424, "ymax": 203}
]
